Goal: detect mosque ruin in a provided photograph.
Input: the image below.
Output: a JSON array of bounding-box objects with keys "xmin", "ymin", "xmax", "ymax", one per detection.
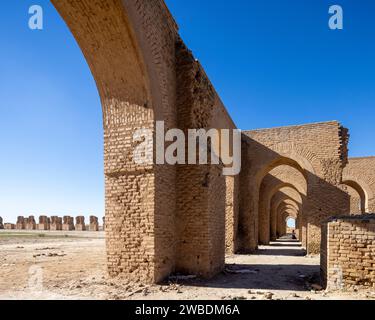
[{"xmin": 1, "ymin": 0, "xmax": 372, "ymax": 292}]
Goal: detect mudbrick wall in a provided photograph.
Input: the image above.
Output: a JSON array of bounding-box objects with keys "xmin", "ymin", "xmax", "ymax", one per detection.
[{"xmin": 321, "ymin": 216, "xmax": 375, "ymax": 290}]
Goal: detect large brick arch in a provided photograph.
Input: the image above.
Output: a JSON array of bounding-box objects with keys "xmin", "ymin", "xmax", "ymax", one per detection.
[{"xmin": 52, "ymin": 0, "xmax": 237, "ymax": 283}]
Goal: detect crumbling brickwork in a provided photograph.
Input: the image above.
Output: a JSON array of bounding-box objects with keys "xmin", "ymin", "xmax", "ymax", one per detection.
[
  {"xmin": 0, "ymin": 217, "xmax": 3, "ymax": 230},
  {"xmin": 51, "ymin": 0, "xmax": 237, "ymax": 283},
  {"xmin": 321, "ymin": 216, "xmax": 375, "ymax": 291}
]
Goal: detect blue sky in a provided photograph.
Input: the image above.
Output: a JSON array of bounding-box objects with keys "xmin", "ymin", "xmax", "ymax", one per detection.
[{"xmin": 0, "ymin": 1, "xmax": 374, "ymax": 222}]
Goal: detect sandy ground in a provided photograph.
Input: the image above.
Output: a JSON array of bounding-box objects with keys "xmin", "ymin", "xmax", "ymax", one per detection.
[{"xmin": 0, "ymin": 230, "xmax": 373, "ymax": 300}]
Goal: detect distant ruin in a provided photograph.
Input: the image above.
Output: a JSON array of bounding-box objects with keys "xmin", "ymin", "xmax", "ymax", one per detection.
[
  {"xmin": 89, "ymin": 216, "xmax": 99, "ymax": 232},
  {"xmin": 38, "ymin": 216, "xmax": 50, "ymax": 231},
  {"xmin": 63, "ymin": 216, "xmax": 75, "ymax": 231},
  {"xmin": 50, "ymin": 216, "xmax": 62, "ymax": 231},
  {"xmin": 25, "ymin": 216, "xmax": 36, "ymax": 230},
  {"xmin": 75, "ymin": 216, "xmax": 86, "ymax": 231}
]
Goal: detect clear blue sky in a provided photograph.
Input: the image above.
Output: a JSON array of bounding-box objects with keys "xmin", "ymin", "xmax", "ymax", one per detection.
[{"xmin": 1, "ymin": 1, "xmax": 374, "ymax": 222}]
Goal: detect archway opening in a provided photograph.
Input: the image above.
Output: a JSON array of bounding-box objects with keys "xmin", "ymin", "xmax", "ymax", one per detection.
[
  {"xmin": 342, "ymin": 180, "xmax": 367, "ymax": 214},
  {"xmin": 286, "ymin": 217, "xmax": 296, "ymax": 235}
]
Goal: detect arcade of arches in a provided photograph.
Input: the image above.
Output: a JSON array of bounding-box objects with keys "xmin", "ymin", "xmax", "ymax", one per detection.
[{"xmin": 50, "ymin": 0, "xmax": 375, "ymax": 284}]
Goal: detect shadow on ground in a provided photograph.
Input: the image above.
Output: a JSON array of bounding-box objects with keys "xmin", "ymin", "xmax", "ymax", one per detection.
[{"xmin": 169, "ymin": 238, "xmax": 319, "ymax": 291}]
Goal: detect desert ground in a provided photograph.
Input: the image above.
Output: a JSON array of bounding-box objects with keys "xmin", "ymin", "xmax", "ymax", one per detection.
[{"xmin": 0, "ymin": 230, "xmax": 373, "ymax": 300}]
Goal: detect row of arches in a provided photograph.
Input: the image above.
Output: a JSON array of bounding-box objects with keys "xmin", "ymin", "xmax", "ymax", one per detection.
[{"xmin": 254, "ymin": 154, "xmax": 370, "ymax": 249}]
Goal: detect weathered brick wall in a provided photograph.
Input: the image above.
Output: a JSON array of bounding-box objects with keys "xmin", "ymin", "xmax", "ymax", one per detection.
[
  {"xmin": 174, "ymin": 39, "xmax": 237, "ymax": 276},
  {"xmin": 321, "ymin": 216, "xmax": 375, "ymax": 291},
  {"xmin": 343, "ymin": 157, "xmax": 375, "ymax": 213},
  {"xmin": 240, "ymin": 121, "xmax": 350, "ymax": 254},
  {"xmin": 52, "ymin": 0, "xmax": 237, "ymax": 283},
  {"xmin": 0, "ymin": 217, "xmax": 3, "ymax": 230}
]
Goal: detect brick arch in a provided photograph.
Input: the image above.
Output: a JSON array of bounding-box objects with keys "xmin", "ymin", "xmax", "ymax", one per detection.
[
  {"xmin": 271, "ymin": 189, "xmax": 303, "ymax": 241},
  {"xmin": 342, "ymin": 174, "xmax": 373, "ymax": 213},
  {"xmin": 51, "ymin": 0, "xmax": 238, "ymax": 283},
  {"xmin": 277, "ymin": 204, "xmax": 299, "ymax": 237},
  {"xmin": 52, "ymin": 0, "xmax": 179, "ymax": 283},
  {"xmin": 342, "ymin": 179, "xmax": 368, "ymax": 213},
  {"xmin": 258, "ymin": 176, "xmax": 304, "ymax": 244},
  {"xmin": 255, "ymin": 155, "xmax": 311, "ymax": 189}
]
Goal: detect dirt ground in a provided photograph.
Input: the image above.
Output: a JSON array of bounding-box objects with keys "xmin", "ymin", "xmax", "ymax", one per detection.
[{"xmin": 0, "ymin": 230, "xmax": 373, "ymax": 300}]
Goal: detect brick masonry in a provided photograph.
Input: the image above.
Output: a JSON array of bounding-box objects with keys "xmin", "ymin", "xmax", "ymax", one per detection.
[
  {"xmin": 239, "ymin": 122, "xmax": 350, "ymax": 254},
  {"xmin": 44, "ymin": 0, "xmax": 374, "ymax": 286},
  {"xmin": 321, "ymin": 215, "xmax": 375, "ymax": 291}
]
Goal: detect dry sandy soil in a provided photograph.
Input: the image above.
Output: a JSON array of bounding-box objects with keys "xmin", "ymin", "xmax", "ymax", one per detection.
[{"xmin": 0, "ymin": 230, "xmax": 373, "ymax": 300}]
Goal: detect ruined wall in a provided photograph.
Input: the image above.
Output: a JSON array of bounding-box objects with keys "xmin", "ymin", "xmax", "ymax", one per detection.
[
  {"xmin": 343, "ymin": 157, "xmax": 375, "ymax": 213},
  {"xmin": 0, "ymin": 217, "xmax": 3, "ymax": 230},
  {"xmin": 240, "ymin": 121, "xmax": 350, "ymax": 254},
  {"xmin": 321, "ymin": 216, "xmax": 375, "ymax": 291},
  {"xmin": 174, "ymin": 39, "xmax": 236, "ymax": 277}
]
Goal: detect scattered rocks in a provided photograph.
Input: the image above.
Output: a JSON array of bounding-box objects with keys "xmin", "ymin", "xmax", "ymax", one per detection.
[{"xmin": 264, "ymin": 292, "xmax": 274, "ymax": 300}]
